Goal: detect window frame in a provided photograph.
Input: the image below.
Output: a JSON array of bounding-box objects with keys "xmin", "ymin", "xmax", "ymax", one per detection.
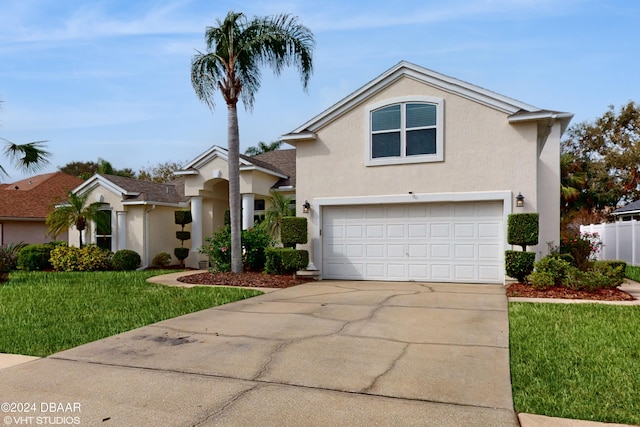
[{"xmin": 365, "ymin": 96, "xmax": 444, "ymax": 166}]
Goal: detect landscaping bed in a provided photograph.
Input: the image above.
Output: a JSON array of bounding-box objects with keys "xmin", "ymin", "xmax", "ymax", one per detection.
[
  {"xmin": 178, "ymin": 271, "xmax": 316, "ymax": 288},
  {"xmin": 506, "ymin": 283, "xmax": 634, "ymax": 301}
]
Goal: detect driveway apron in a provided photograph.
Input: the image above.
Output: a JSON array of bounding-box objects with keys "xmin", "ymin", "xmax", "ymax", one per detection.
[{"xmin": 0, "ymin": 281, "xmax": 518, "ymax": 426}]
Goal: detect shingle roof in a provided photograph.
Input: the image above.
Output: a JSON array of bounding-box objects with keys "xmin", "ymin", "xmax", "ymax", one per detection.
[
  {"xmin": 613, "ymin": 200, "xmax": 640, "ymax": 215},
  {"xmin": 249, "ymin": 149, "xmax": 296, "ymax": 188},
  {"xmin": 96, "ymin": 174, "xmax": 188, "ymax": 204},
  {"xmin": 0, "ymin": 172, "xmax": 84, "ymax": 219}
]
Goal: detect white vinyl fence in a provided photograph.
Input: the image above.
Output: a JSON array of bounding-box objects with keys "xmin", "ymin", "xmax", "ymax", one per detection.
[{"xmin": 580, "ymin": 221, "xmax": 640, "ymax": 265}]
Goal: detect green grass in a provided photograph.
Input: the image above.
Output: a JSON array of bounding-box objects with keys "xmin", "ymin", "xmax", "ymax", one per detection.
[
  {"xmin": 0, "ymin": 270, "xmax": 261, "ymax": 357},
  {"xmin": 509, "ymin": 303, "xmax": 640, "ymax": 425},
  {"xmin": 625, "ymin": 265, "xmax": 640, "ymax": 282}
]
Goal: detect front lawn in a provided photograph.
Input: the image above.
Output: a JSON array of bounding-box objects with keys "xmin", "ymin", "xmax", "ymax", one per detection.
[
  {"xmin": 509, "ymin": 303, "xmax": 640, "ymax": 425},
  {"xmin": 0, "ymin": 270, "xmax": 261, "ymax": 357}
]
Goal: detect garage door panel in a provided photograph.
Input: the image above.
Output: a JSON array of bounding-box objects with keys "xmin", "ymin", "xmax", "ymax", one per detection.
[
  {"xmin": 387, "ymin": 244, "xmax": 405, "ymax": 257},
  {"xmin": 454, "ymin": 265, "xmax": 475, "ymax": 281},
  {"xmin": 430, "ymin": 223, "xmax": 450, "ymax": 238},
  {"xmin": 454, "ymin": 223, "xmax": 475, "ymax": 238},
  {"xmin": 366, "ymin": 224, "xmax": 384, "ymax": 238},
  {"xmin": 322, "ymin": 202, "xmax": 503, "ymax": 283},
  {"xmin": 454, "ymin": 244, "xmax": 475, "ymax": 259},
  {"xmin": 478, "ymin": 223, "xmax": 500, "ymax": 238}
]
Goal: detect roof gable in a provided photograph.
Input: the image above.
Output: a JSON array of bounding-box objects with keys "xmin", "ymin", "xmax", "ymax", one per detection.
[
  {"xmin": 74, "ymin": 174, "xmax": 188, "ymax": 206},
  {"xmin": 283, "ymin": 61, "xmax": 570, "ymax": 139}
]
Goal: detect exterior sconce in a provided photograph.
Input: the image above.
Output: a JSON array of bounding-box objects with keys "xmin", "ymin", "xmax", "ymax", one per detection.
[
  {"xmin": 516, "ymin": 193, "xmax": 524, "ymax": 208},
  {"xmin": 302, "ymin": 200, "xmax": 310, "ymax": 214}
]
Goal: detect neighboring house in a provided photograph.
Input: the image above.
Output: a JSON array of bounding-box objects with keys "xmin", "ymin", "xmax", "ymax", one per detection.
[
  {"xmin": 68, "ymin": 147, "xmax": 295, "ymax": 267},
  {"xmin": 281, "ymin": 61, "xmax": 572, "ymax": 283},
  {"xmin": 611, "ymin": 201, "xmax": 640, "ymax": 222},
  {"xmin": 68, "ymin": 61, "xmax": 572, "ymax": 283},
  {"xmin": 0, "ymin": 172, "xmax": 84, "ymax": 246}
]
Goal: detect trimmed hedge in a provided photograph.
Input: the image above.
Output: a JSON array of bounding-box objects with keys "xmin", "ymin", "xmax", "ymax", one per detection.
[
  {"xmin": 176, "ymin": 231, "xmax": 191, "ymax": 241},
  {"xmin": 281, "ymin": 217, "xmax": 307, "ymax": 248},
  {"xmin": 264, "ymin": 248, "xmax": 308, "ymax": 274},
  {"xmin": 111, "ymin": 249, "xmax": 141, "ymax": 271},
  {"xmin": 174, "ymin": 247, "xmax": 190, "ymax": 262},
  {"xmin": 505, "ymin": 250, "xmax": 535, "ymax": 282},
  {"xmin": 507, "ymin": 213, "xmax": 539, "ymax": 251},
  {"xmin": 16, "ymin": 244, "xmax": 56, "ymax": 271},
  {"xmin": 174, "ymin": 210, "xmax": 193, "ymax": 225}
]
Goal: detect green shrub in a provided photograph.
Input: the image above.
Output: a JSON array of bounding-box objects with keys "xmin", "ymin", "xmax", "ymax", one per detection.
[
  {"xmin": 151, "ymin": 252, "xmax": 172, "ymax": 268},
  {"xmin": 533, "ymin": 256, "xmax": 574, "ymax": 286},
  {"xmin": 547, "ymin": 252, "xmax": 576, "ymax": 266},
  {"xmin": 507, "ymin": 213, "xmax": 539, "ymax": 250},
  {"xmin": 243, "ymin": 227, "xmax": 273, "ymax": 271},
  {"xmin": 200, "ymin": 226, "xmax": 231, "ymax": 272},
  {"xmin": 264, "ymin": 248, "xmax": 309, "ymax": 274},
  {"xmin": 505, "ymin": 250, "xmax": 535, "ymax": 282},
  {"xmin": 16, "ymin": 244, "xmax": 55, "ymax": 271},
  {"xmin": 593, "ymin": 260, "xmax": 627, "ymax": 282},
  {"xmin": 528, "ymin": 271, "xmax": 556, "ymax": 289},
  {"xmin": 50, "ymin": 245, "xmax": 112, "ymax": 272},
  {"xmin": 200, "ymin": 226, "xmax": 273, "ymax": 272},
  {"xmin": 281, "ymin": 217, "xmax": 307, "ymax": 248},
  {"xmin": 111, "ymin": 249, "xmax": 141, "ymax": 271}
]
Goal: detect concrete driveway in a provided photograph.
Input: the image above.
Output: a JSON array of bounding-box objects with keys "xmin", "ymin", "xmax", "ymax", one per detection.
[{"xmin": 0, "ymin": 281, "xmax": 517, "ymax": 426}]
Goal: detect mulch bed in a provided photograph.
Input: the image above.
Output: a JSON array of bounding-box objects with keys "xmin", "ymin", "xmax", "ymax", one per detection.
[
  {"xmin": 506, "ymin": 283, "xmax": 635, "ymax": 301},
  {"xmin": 177, "ymin": 271, "xmax": 316, "ymax": 288},
  {"xmin": 179, "ymin": 271, "xmax": 636, "ymax": 300}
]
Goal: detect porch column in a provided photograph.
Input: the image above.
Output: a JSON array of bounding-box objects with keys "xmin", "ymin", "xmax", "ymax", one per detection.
[
  {"xmin": 190, "ymin": 196, "xmax": 203, "ymax": 252},
  {"xmin": 116, "ymin": 211, "xmax": 127, "ymax": 251},
  {"xmin": 242, "ymin": 194, "xmax": 254, "ymax": 230}
]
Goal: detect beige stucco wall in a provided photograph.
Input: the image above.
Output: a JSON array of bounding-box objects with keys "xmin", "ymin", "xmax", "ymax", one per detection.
[
  {"xmin": 293, "ymin": 75, "xmax": 557, "ymax": 264},
  {"xmin": 296, "ymin": 78, "xmax": 537, "ymax": 202},
  {"xmin": 1, "ymin": 220, "xmax": 67, "ymax": 245}
]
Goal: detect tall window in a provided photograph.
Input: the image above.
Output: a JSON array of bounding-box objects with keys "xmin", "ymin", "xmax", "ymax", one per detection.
[
  {"xmin": 96, "ymin": 210, "xmax": 112, "ymax": 250},
  {"xmin": 367, "ymin": 97, "xmax": 443, "ymax": 165}
]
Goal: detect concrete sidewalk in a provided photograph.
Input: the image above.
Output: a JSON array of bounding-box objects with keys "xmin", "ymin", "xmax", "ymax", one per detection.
[{"xmin": 0, "ymin": 281, "xmax": 517, "ymax": 426}]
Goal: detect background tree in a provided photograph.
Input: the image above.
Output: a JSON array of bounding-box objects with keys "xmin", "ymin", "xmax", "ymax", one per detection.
[
  {"xmin": 58, "ymin": 158, "xmax": 135, "ymax": 180},
  {"xmin": 561, "ymin": 101, "xmax": 640, "ymax": 231},
  {"xmin": 245, "ymin": 140, "xmax": 282, "ymax": 156},
  {"xmin": 46, "ymin": 192, "xmax": 108, "ymax": 248},
  {"xmin": 137, "ymin": 160, "xmax": 186, "ymax": 183},
  {"xmin": 191, "ymin": 10, "xmax": 314, "ymax": 273}
]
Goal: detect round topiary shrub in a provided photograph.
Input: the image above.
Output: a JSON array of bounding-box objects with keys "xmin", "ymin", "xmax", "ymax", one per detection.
[
  {"xmin": 111, "ymin": 249, "xmax": 141, "ymax": 271},
  {"xmin": 151, "ymin": 252, "xmax": 172, "ymax": 268}
]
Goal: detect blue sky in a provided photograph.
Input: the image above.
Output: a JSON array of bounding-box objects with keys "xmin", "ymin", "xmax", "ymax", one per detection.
[{"xmin": 1, "ymin": 0, "xmax": 638, "ymax": 181}]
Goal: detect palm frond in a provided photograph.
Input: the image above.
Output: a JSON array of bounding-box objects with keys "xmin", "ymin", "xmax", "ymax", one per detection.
[{"xmin": 1, "ymin": 139, "xmax": 51, "ymax": 176}]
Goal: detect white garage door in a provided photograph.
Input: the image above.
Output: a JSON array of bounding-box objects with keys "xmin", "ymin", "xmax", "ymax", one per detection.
[{"xmin": 322, "ymin": 202, "xmax": 504, "ymax": 283}]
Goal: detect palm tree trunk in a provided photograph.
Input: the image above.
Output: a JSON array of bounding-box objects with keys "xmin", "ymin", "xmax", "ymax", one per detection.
[{"xmin": 227, "ymin": 103, "xmax": 243, "ymax": 273}]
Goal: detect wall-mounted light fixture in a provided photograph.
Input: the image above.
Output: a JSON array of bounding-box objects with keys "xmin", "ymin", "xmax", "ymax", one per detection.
[
  {"xmin": 302, "ymin": 200, "xmax": 311, "ymax": 214},
  {"xmin": 516, "ymin": 193, "xmax": 524, "ymax": 208}
]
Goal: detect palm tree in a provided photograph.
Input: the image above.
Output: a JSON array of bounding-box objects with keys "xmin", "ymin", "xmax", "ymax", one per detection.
[
  {"xmin": 191, "ymin": 10, "xmax": 314, "ymax": 273},
  {"xmin": 1, "ymin": 138, "xmax": 50, "ymax": 178},
  {"xmin": 262, "ymin": 190, "xmax": 294, "ymax": 241},
  {"xmin": 46, "ymin": 192, "xmax": 108, "ymax": 248},
  {"xmin": 245, "ymin": 140, "xmax": 283, "ymax": 156}
]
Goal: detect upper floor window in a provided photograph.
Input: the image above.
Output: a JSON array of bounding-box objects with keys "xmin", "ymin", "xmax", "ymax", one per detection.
[{"xmin": 366, "ymin": 97, "xmax": 443, "ymax": 166}]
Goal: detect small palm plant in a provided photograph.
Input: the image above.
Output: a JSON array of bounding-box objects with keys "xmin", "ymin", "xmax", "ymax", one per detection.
[
  {"xmin": 46, "ymin": 192, "xmax": 108, "ymax": 248},
  {"xmin": 262, "ymin": 191, "xmax": 295, "ymax": 243}
]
